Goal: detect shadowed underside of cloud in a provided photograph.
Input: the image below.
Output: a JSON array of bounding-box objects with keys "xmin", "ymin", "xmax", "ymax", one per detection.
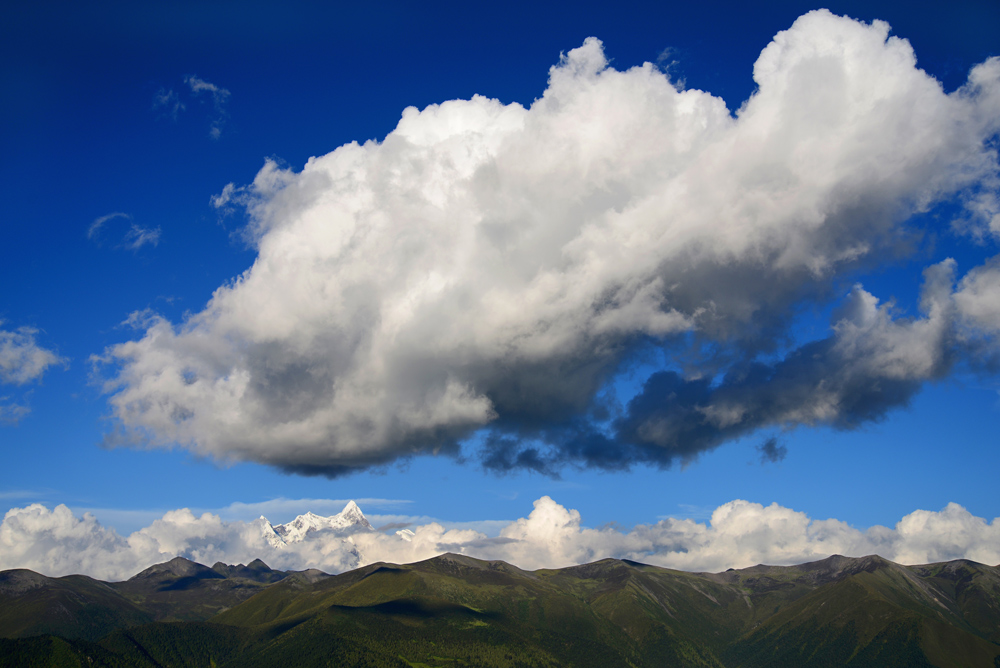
[
  {"xmin": 1, "ymin": 497, "xmax": 998, "ymax": 580},
  {"xmin": 486, "ymin": 261, "xmax": 970, "ymax": 471},
  {"xmin": 95, "ymin": 10, "xmax": 1000, "ymax": 475}
]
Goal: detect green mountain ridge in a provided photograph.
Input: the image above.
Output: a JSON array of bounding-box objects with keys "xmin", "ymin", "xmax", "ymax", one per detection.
[{"xmin": 1, "ymin": 553, "xmax": 998, "ymax": 667}]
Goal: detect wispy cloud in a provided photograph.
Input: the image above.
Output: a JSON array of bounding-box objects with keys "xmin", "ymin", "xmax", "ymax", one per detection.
[
  {"xmin": 152, "ymin": 76, "xmax": 231, "ymax": 139},
  {"xmin": 663, "ymin": 504, "xmax": 715, "ymax": 521},
  {"xmin": 153, "ymin": 87, "xmax": 185, "ymax": 121},
  {"xmin": 655, "ymin": 46, "xmax": 685, "ymax": 89},
  {"xmin": 0, "ymin": 402, "xmax": 30, "ymax": 425},
  {"xmin": 184, "ymin": 75, "xmax": 230, "ymax": 139},
  {"xmin": 0, "ymin": 489, "xmax": 53, "ymax": 500},
  {"xmin": 88, "ymin": 212, "xmax": 160, "ymax": 250},
  {"xmin": 121, "ymin": 224, "xmax": 161, "ymax": 250},
  {"xmin": 2, "ymin": 497, "xmax": 998, "ymax": 580},
  {"xmin": 87, "ymin": 212, "xmax": 129, "ymax": 240}
]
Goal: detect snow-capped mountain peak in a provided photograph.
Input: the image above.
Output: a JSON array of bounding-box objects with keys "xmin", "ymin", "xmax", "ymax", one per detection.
[
  {"xmin": 271, "ymin": 501, "xmax": 375, "ymax": 543},
  {"xmin": 251, "ymin": 515, "xmax": 287, "ymax": 549},
  {"xmin": 340, "ymin": 500, "xmax": 368, "ymax": 523}
]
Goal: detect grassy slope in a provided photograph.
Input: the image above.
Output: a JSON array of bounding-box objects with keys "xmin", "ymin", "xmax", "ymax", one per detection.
[
  {"xmin": 721, "ymin": 558, "xmax": 1000, "ymax": 668},
  {"xmin": 3, "ymin": 554, "xmax": 1000, "ymax": 667},
  {"xmin": 200, "ymin": 553, "xmax": 1000, "ymax": 667},
  {"xmin": 216, "ymin": 556, "xmax": 635, "ymax": 667},
  {"xmin": 0, "ymin": 570, "xmax": 153, "ymax": 642}
]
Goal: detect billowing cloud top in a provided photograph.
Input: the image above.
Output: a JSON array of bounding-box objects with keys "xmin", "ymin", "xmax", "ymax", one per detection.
[{"xmin": 97, "ymin": 11, "xmax": 1000, "ymax": 475}]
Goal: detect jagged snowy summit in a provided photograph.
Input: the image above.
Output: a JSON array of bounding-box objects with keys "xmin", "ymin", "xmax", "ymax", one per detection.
[{"xmin": 254, "ymin": 500, "xmax": 376, "ymax": 548}]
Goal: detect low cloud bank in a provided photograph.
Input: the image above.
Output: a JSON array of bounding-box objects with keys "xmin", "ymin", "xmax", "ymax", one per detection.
[
  {"xmin": 2, "ymin": 497, "xmax": 997, "ymax": 581},
  {"xmin": 96, "ymin": 10, "xmax": 1000, "ymax": 475}
]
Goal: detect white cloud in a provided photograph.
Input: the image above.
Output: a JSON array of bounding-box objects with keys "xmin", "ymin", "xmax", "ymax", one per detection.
[
  {"xmin": 0, "ymin": 324, "xmax": 64, "ymax": 386},
  {"xmin": 956, "ymin": 258, "xmax": 1000, "ymax": 333},
  {"xmin": 2, "ymin": 497, "xmax": 998, "ymax": 580},
  {"xmin": 0, "ymin": 504, "xmax": 143, "ymax": 580},
  {"xmin": 0, "ymin": 489, "xmax": 50, "ymax": 500},
  {"xmin": 98, "ymin": 11, "xmax": 1000, "ymax": 474},
  {"xmin": 0, "ymin": 324, "xmax": 64, "ymax": 423}
]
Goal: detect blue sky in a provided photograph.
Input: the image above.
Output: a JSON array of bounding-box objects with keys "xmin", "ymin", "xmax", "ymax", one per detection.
[{"xmin": 2, "ymin": 0, "xmax": 1000, "ymax": 574}]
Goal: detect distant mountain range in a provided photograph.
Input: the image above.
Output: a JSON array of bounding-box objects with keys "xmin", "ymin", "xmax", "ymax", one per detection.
[
  {"xmin": 2, "ymin": 545, "xmax": 999, "ymax": 667},
  {"xmin": 2, "ymin": 504, "xmax": 999, "ymax": 667}
]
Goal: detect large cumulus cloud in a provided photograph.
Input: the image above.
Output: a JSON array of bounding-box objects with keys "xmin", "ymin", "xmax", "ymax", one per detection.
[
  {"xmin": 96, "ymin": 10, "xmax": 1000, "ymax": 474},
  {"xmin": 2, "ymin": 497, "xmax": 998, "ymax": 580}
]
